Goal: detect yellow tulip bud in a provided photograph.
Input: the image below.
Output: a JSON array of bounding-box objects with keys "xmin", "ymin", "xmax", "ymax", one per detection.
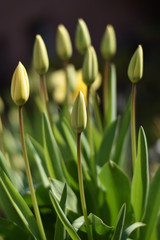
[
  {"xmin": 71, "ymin": 91, "xmax": 87, "ymax": 133},
  {"xmin": 33, "ymin": 34, "xmax": 49, "ymax": 75},
  {"xmin": 75, "ymin": 18, "xmax": 91, "ymax": 55},
  {"xmin": 11, "ymin": 62, "xmax": 30, "ymax": 106},
  {"xmin": 66, "ymin": 64, "xmax": 77, "ymax": 92},
  {"xmin": 82, "ymin": 46, "xmax": 98, "ymax": 86},
  {"xmin": 56, "ymin": 24, "xmax": 72, "ymax": 61},
  {"xmin": 100, "ymin": 24, "xmax": 117, "ymax": 60},
  {"xmin": 128, "ymin": 45, "xmax": 143, "ymax": 84}
]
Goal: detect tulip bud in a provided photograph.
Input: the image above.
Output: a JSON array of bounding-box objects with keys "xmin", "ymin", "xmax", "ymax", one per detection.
[
  {"xmin": 75, "ymin": 18, "xmax": 91, "ymax": 55},
  {"xmin": 66, "ymin": 64, "xmax": 77, "ymax": 92},
  {"xmin": 71, "ymin": 91, "xmax": 87, "ymax": 133},
  {"xmin": 33, "ymin": 34, "xmax": 49, "ymax": 75},
  {"xmin": 11, "ymin": 62, "xmax": 30, "ymax": 106},
  {"xmin": 56, "ymin": 24, "xmax": 72, "ymax": 61},
  {"xmin": 82, "ymin": 46, "xmax": 98, "ymax": 86},
  {"xmin": 128, "ymin": 45, "xmax": 143, "ymax": 84},
  {"xmin": 100, "ymin": 24, "xmax": 117, "ymax": 60}
]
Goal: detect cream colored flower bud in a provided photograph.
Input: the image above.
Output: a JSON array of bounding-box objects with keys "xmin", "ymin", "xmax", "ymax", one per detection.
[
  {"xmin": 75, "ymin": 18, "xmax": 91, "ymax": 55},
  {"xmin": 66, "ymin": 64, "xmax": 77, "ymax": 92},
  {"xmin": 71, "ymin": 91, "xmax": 87, "ymax": 133},
  {"xmin": 128, "ymin": 45, "xmax": 143, "ymax": 84},
  {"xmin": 82, "ymin": 46, "xmax": 98, "ymax": 86},
  {"xmin": 56, "ymin": 24, "xmax": 72, "ymax": 61},
  {"xmin": 11, "ymin": 62, "xmax": 30, "ymax": 106},
  {"xmin": 33, "ymin": 34, "xmax": 49, "ymax": 75},
  {"xmin": 100, "ymin": 24, "xmax": 117, "ymax": 60}
]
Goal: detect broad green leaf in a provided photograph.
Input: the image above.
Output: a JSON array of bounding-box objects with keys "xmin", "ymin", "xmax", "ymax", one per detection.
[
  {"xmin": 97, "ymin": 119, "xmax": 119, "ymax": 167},
  {"xmin": 99, "ymin": 161, "xmax": 131, "ymax": 225},
  {"xmin": 23, "ymin": 184, "xmax": 51, "ymax": 208},
  {"xmin": 50, "ymin": 178, "xmax": 78, "ymax": 213},
  {"xmin": 49, "ymin": 190, "xmax": 81, "ymax": 240},
  {"xmin": 0, "ymin": 170, "xmax": 40, "ymax": 239},
  {"xmin": 26, "ymin": 137, "xmax": 49, "ymax": 187},
  {"xmin": 131, "ymin": 127, "xmax": 149, "ymax": 221},
  {"xmin": 0, "ymin": 151, "xmax": 14, "ymax": 183},
  {"xmin": 112, "ymin": 203, "xmax": 126, "ymax": 240},
  {"xmin": 73, "ymin": 213, "xmax": 113, "ymax": 238},
  {"xmin": 54, "ymin": 184, "xmax": 67, "ymax": 240},
  {"xmin": 0, "ymin": 217, "xmax": 30, "ymax": 240},
  {"xmin": 61, "ymin": 119, "xmax": 88, "ymax": 172},
  {"xmin": 93, "ymin": 93, "xmax": 103, "ymax": 135},
  {"xmin": 140, "ymin": 166, "xmax": 160, "ymax": 240},
  {"xmin": 122, "ymin": 222, "xmax": 145, "ymax": 240},
  {"xmin": 107, "ymin": 64, "xmax": 117, "ymax": 126},
  {"xmin": 113, "ymin": 96, "xmax": 131, "ymax": 165},
  {"xmin": 42, "ymin": 113, "xmax": 65, "ymax": 181}
]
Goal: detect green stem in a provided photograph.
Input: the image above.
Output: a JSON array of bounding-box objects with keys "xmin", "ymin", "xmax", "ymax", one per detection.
[
  {"xmin": 40, "ymin": 74, "xmax": 52, "ymax": 124},
  {"xmin": 103, "ymin": 60, "xmax": 111, "ymax": 125},
  {"xmin": 77, "ymin": 133, "xmax": 92, "ymax": 240},
  {"xmin": 64, "ymin": 61, "xmax": 70, "ymax": 106},
  {"xmin": 87, "ymin": 87, "xmax": 96, "ymax": 183},
  {"xmin": 131, "ymin": 84, "xmax": 136, "ymax": 169},
  {"xmin": 19, "ymin": 106, "xmax": 46, "ymax": 240}
]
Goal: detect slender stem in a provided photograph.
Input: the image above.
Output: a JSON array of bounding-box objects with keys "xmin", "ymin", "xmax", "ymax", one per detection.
[
  {"xmin": 87, "ymin": 87, "xmax": 96, "ymax": 183},
  {"xmin": 103, "ymin": 60, "xmax": 111, "ymax": 125},
  {"xmin": 40, "ymin": 74, "xmax": 52, "ymax": 124},
  {"xmin": 63, "ymin": 61, "xmax": 70, "ymax": 106},
  {"xmin": 131, "ymin": 84, "xmax": 137, "ymax": 169},
  {"xmin": 19, "ymin": 106, "xmax": 46, "ymax": 240},
  {"xmin": 77, "ymin": 133, "xmax": 92, "ymax": 240}
]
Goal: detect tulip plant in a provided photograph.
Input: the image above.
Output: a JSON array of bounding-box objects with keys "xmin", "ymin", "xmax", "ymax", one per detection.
[{"xmin": 0, "ymin": 19, "xmax": 160, "ymax": 240}]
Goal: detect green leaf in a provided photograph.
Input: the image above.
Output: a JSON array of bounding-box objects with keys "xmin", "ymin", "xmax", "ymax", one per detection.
[
  {"xmin": 50, "ymin": 178, "xmax": 78, "ymax": 213},
  {"xmin": 97, "ymin": 119, "xmax": 119, "ymax": 167},
  {"xmin": 112, "ymin": 203, "xmax": 126, "ymax": 240},
  {"xmin": 93, "ymin": 93, "xmax": 103, "ymax": 135},
  {"xmin": 0, "ymin": 151, "xmax": 15, "ymax": 184},
  {"xmin": 131, "ymin": 127, "xmax": 149, "ymax": 221},
  {"xmin": 61, "ymin": 119, "xmax": 88, "ymax": 172},
  {"xmin": 54, "ymin": 184, "xmax": 67, "ymax": 240},
  {"xmin": 0, "ymin": 217, "xmax": 31, "ymax": 240},
  {"xmin": 0, "ymin": 170, "xmax": 41, "ymax": 239},
  {"xmin": 140, "ymin": 166, "xmax": 160, "ymax": 240},
  {"xmin": 113, "ymin": 96, "xmax": 131, "ymax": 165},
  {"xmin": 42, "ymin": 113, "xmax": 65, "ymax": 181},
  {"xmin": 49, "ymin": 190, "xmax": 81, "ymax": 240},
  {"xmin": 26, "ymin": 136, "xmax": 49, "ymax": 187},
  {"xmin": 73, "ymin": 213, "xmax": 113, "ymax": 238},
  {"xmin": 99, "ymin": 161, "xmax": 131, "ymax": 225},
  {"xmin": 107, "ymin": 64, "xmax": 117, "ymax": 126},
  {"xmin": 122, "ymin": 222, "xmax": 145, "ymax": 240}
]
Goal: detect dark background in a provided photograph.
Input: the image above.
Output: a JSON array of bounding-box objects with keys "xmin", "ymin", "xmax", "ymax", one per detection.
[{"xmin": 0, "ymin": 0, "xmax": 160, "ymax": 147}]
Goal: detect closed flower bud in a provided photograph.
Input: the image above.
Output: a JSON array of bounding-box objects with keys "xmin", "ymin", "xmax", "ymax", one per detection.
[
  {"xmin": 82, "ymin": 46, "xmax": 98, "ymax": 86},
  {"xmin": 56, "ymin": 24, "xmax": 72, "ymax": 61},
  {"xmin": 33, "ymin": 34, "xmax": 49, "ymax": 75},
  {"xmin": 75, "ymin": 18, "xmax": 91, "ymax": 55},
  {"xmin": 128, "ymin": 45, "xmax": 143, "ymax": 84},
  {"xmin": 71, "ymin": 91, "xmax": 87, "ymax": 133},
  {"xmin": 100, "ymin": 24, "xmax": 117, "ymax": 60},
  {"xmin": 11, "ymin": 62, "xmax": 30, "ymax": 106}
]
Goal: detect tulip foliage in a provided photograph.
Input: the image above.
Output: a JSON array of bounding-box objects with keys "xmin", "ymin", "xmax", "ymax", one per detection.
[{"xmin": 0, "ymin": 19, "xmax": 160, "ymax": 240}]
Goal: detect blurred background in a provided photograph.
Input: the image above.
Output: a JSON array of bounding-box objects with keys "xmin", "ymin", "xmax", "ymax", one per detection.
[{"xmin": 0, "ymin": 0, "xmax": 160, "ymax": 163}]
